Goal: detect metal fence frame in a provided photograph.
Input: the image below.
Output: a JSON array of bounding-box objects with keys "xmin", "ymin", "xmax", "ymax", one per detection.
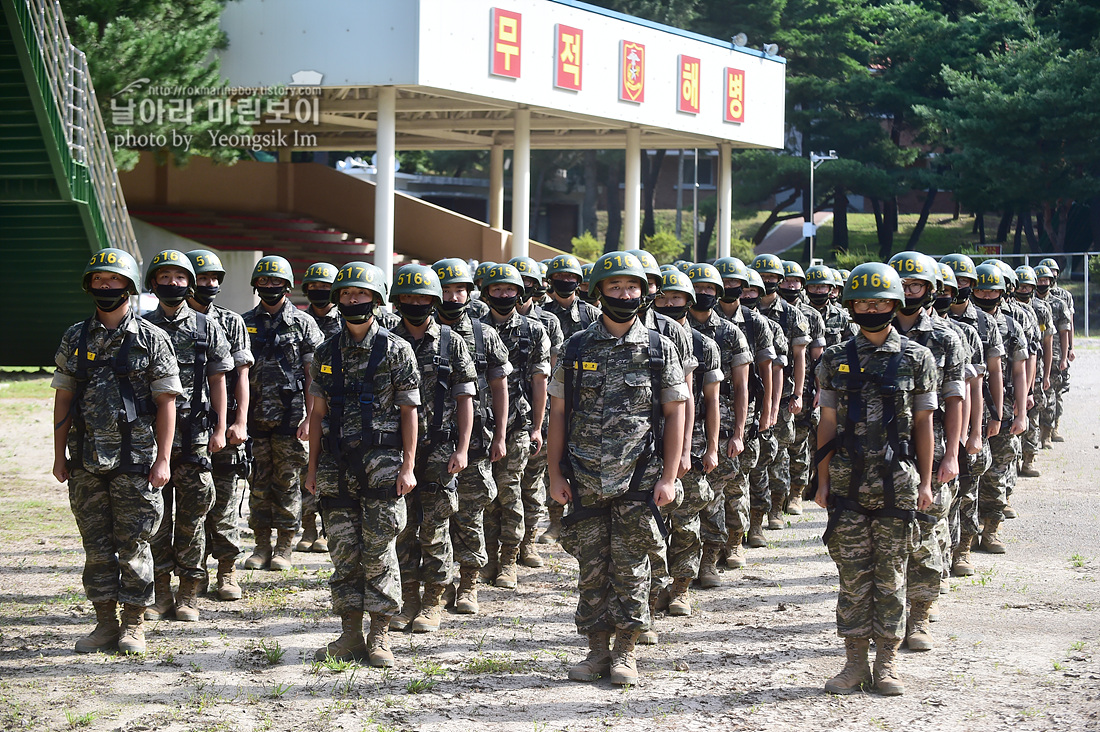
[{"xmin": 971, "ymin": 250, "xmax": 1098, "ymax": 335}]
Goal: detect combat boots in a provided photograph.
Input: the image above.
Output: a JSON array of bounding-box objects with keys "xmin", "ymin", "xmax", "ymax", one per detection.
[
  {"xmin": 269, "ymin": 529, "xmax": 295, "ymax": 571},
  {"xmin": 568, "ymin": 631, "xmax": 611, "ymax": 681},
  {"xmin": 609, "ymin": 628, "xmax": 641, "ymax": 686},
  {"xmin": 724, "ymin": 531, "xmax": 746, "ymax": 568},
  {"xmin": 311, "ymin": 530, "xmax": 329, "ymax": 553},
  {"xmin": 145, "ymin": 573, "xmax": 174, "ymax": 621},
  {"xmin": 823, "ymin": 638, "xmax": 871, "ymax": 694},
  {"xmin": 698, "ymin": 545, "xmax": 722, "ymax": 588},
  {"xmin": 296, "ymin": 513, "xmax": 318, "ymax": 551},
  {"xmin": 216, "ymin": 558, "xmax": 242, "ymax": 601},
  {"xmin": 1019, "ymin": 456, "xmax": 1040, "ymax": 478},
  {"xmin": 747, "ymin": 509, "xmax": 767, "ymax": 548},
  {"xmin": 390, "ymin": 581, "xmax": 421, "ymax": 631},
  {"xmin": 1051, "ymin": 426, "xmax": 1064, "ymax": 443},
  {"xmin": 873, "ymin": 637, "xmax": 905, "ymax": 696},
  {"xmin": 75, "ymin": 600, "xmax": 119, "ymax": 654},
  {"xmin": 118, "ymin": 604, "xmax": 146, "ymax": 655},
  {"xmin": 495, "ymin": 544, "xmax": 520, "ymax": 589},
  {"xmin": 367, "ymin": 612, "xmax": 395, "ymax": 667},
  {"xmin": 540, "ymin": 504, "xmax": 563, "ymax": 544},
  {"xmin": 244, "ymin": 529, "xmax": 272, "ymax": 570},
  {"xmin": 1040, "ymin": 425, "xmax": 1053, "ymax": 449},
  {"xmin": 174, "ymin": 576, "xmax": 201, "ymax": 622},
  {"xmin": 786, "ymin": 489, "xmax": 804, "ymax": 515},
  {"xmin": 519, "ymin": 528, "xmax": 544, "ymax": 568},
  {"xmin": 637, "ymin": 592, "xmax": 660, "ymax": 645},
  {"xmin": 410, "ymin": 583, "xmax": 447, "ymax": 633},
  {"xmin": 767, "ymin": 492, "xmax": 785, "ymax": 529},
  {"xmin": 981, "ymin": 518, "xmax": 1007, "ymax": 554},
  {"xmin": 906, "ymin": 602, "xmax": 934, "ymax": 651},
  {"xmin": 952, "ymin": 534, "xmax": 976, "ymax": 577},
  {"xmin": 454, "ymin": 566, "xmax": 480, "ymax": 614},
  {"xmin": 667, "ymin": 577, "xmax": 693, "ymax": 617},
  {"xmin": 1002, "ymin": 502, "xmax": 1018, "ymax": 519},
  {"xmin": 314, "ymin": 611, "xmax": 367, "ymax": 662}
]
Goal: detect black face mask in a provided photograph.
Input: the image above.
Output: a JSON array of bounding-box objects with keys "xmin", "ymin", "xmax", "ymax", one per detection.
[
  {"xmin": 257, "ymin": 285, "xmax": 286, "ymax": 306},
  {"xmin": 193, "ymin": 284, "xmax": 219, "ymax": 306},
  {"xmin": 778, "ymin": 287, "xmax": 801, "ymax": 303},
  {"xmin": 338, "ymin": 300, "xmax": 376, "ymax": 323},
  {"xmin": 900, "ymin": 294, "xmax": 930, "ymax": 316},
  {"xmin": 1036, "ymin": 284, "xmax": 1051, "ymax": 296},
  {"xmin": 1015, "ymin": 291, "xmax": 1033, "ymax": 303},
  {"xmin": 154, "ymin": 283, "xmax": 189, "ymax": 306},
  {"xmin": 91, "ymin": 287, "xmax": 129, "ymax": 312},
  {"xmin": 655, "ymin": 304, "xmax": 689, "ymax": 320},
  {"xmin": 762, "ymin": 281, "xmax": 780, "ymax": 296},
  {"xmin": 436, "ymin": 300, "xmax": 468, "ymax": 320},
  {"xmin": 600, "ymin": 294, "xmax": 642, "ymax": 323},
  {"xmin": 807, "ymin": 291, "xmax": 831, "ymax": 307},
  {"xmin": 954, "ymin": 286, "xmax": 972, "ymax": 304},
  {"xmin": 693, "ymin": 293, "xmax": 718, "ymax": 311},
  {"xmin": 721, "ymin": 285, "xmax": 743, "ymax": 303},
  {"xmin": 741, "ymin": 295, "xmax": 760, "ymax": 310},
  {"xmin": 485, "ymin": 293, "xmax": 518, "ymax": 315},
  {"xmin": 398, "ymin": 302, "xmax": 434, "ymax": 326},
  {"xmin": 306, "ymin": 289, "xmax": 332, "ymax": 308},
  {"xmin": 933, "ymin": 295, "xmax": 954, "ymax": 314},
  {"xmin": 551, "ymin": 279, "xmax": 580, "ymax": 297},
  {"xmin": 582, "ymin": 288, "xmax": 600, "ymax": 305},
  {"xmin": 852, "ymin": 309, "xmax": 895, "ymax": 332},
  {"xmin": 971, "ymin": 292, "xmax": 1001, "ymax": 313}
]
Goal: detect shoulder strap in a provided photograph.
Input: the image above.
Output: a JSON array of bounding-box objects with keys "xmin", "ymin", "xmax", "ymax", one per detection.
[
  {"xmin": 430, "ymin": 325, "xmax": 453, "ymax": 444},
  {"xmin": 690, "ymin": 329, "xmax": 705, "ymax": 408}
]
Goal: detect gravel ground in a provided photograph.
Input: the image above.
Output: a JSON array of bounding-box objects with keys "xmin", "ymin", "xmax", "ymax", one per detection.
[{"xmin": 1, "ymin": 341, "xmax": 1099, "ymax": 732}]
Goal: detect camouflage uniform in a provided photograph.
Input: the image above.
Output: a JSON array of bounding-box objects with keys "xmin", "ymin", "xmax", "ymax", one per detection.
[
  {"xmin": 310, "ymin": 321, "xmax": 420, "ymax": 617},
  {"xmin": 758, "ymin": 296, "xmax": 810, "ymax": 513},
  {"xmin": 1039, "ymin": 295, "xmax": 1072, "ymax": 435},
  {"xmin": 787, "ymin": 301, "xmax": 827, "ymax": 501},
  {"xmin": 895, "ymin": 311, "xmax": 965, "ymax": 609},
  {"xmin": 204, "ymin": 304, "xmax": 254, "ymax": 564},
  {"xmin": 446, "ymin": 313, "xmax": 512, "ymax": 569},
  {"xmin": 750, "ymin": 316, "xmax": 787, "ymax": 514},
  {"xmin": 479, "ymin": 309, "xmax": 550, "ymax": 564},
  {"xmin": 243, "ymin": 299, "xmax": 323, "ymax": 533},
  {"xmin": 302, "ymin": 305, "xmax": 343, "ymax": 519},
  {"xmin": 393, "ymin": 319, "xmax": 477, "ymax": 586},
  {"xmin": 53, "ymin": 310, "xmax": 182, "ymax": 605},
  {"xmin": 818, "ymin": 329, "xmax": 938, "ymax": 640},
  {"xmin": 144, "ymin": 303, "xmax": 233, "ymax": 580},
  {"xmin": 552, "ymin": 318, "xmax": 688, "ymax": 633},
  {"xmin": 1021, "ymin": 297, "xmax": 1053, "ymax": 465}
]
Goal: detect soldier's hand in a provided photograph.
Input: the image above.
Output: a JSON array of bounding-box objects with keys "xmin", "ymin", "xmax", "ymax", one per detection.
[
  {"xmin": 447, "ymin": 450, "xmax": 468, "ymax": 474},
  {"xmin": 917, "ymin": 483, "xmax": 933, "ymax": 511},
  {"xmin": 1010, "ymin": 415, "xmax": 1027, "ymax": 435},
  {"xmin": 296, "ymin": 418, "xmax": 310, "ymax": 442},
  {"xmin": 677, "ymin": 453, "xmax": 690, "ymax": 479},
  {"xmin": 209, "ymin": 430, "xmax": 227, "ymax": 454},
  {"xmin": 149, "ymin": 458, "xmax": 171, "ymax": 488},
  {"xmin": 965, "ymin": 432, "xmax": 983, "ymax": 455},
  {"xmin": 986, "ymin": 420, "xmax": 1001, "ymax": 438},
  {"xmin": 529, "ymin": 429, "xmax": 544, "ymax": 457},
  {"xmin": 937, "ymin": 454, "xmax": 959, "ymax": 484},
  {"xmin": 1069, "ymin": 349, "xmax": 1076, "ymax": 363},
  {"xmin": 789, "ymin": 394, "xmax": 803, "ymax": 415},
  {"xmin": 653, "ymin": 477, "xmax": 676, "ymax": 507},
  {"xmin": 1026, "ymin": 394, "xmax": 1035, "ymax": 411},
  {"xmin": 1060, "ymin": 358, "xmax": 1069, "ymax": 371},
  {"xmin": 490, "ymin": 435, "xmax": 507, "ymax": 463},
  {"xmin": 726, "ymin": 435, "xmax": 744, "ymax": 458},
  {"xmin": 304, "ymin": 470, "xmax": 317, "ymax": 496},
  {"xmin": 1043, "ymin": 377, "xmax": 1051, "ymax": 393},
  {"xmin": 549, "ymin": 476, "xmax": 572, "ymax": 505},
  {"xmin": 52, "ymin": 458, "xmax": 69, "ymax": 484},
  {"xmin": 814, "ymin": 482, "xmax": 829, "ymax": 510},
  {"xmin": 227, "ymin": 422, "xmax": 247, "ymax": 446},
  {"xmin": 703, "ymin": 449, "xmax": 718, "ymax": 474},
  {"xmin": 396, "ymin": 465, "xmax": 417, "ymax": 496}
]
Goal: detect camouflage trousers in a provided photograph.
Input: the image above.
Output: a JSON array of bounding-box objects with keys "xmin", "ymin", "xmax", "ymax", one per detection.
[
  {"xmin": 485, "ymin": 426, "xmax": 530, "ymax": 557},
  {"xmin": 318, "ymin": 450, "xmax": 407, "ymax": 616},
  {"xmin": 1005, "ymin": 434, "xmax": 1022, "ymax": 500},
  {"xmin": 206, "ymin": 445, "xmax": 246, "ymax": 562},
  {"xmin": 647, "ymin": 480, "xmax": 683, "ymax": 594},
  {"xmin": 521, "ymin": 442, "xmax": 547, "ymax": 543},
  {"xmin": 827, "ymin": 512, "xmax": 915, "ymax": 640},
  {"xmin": 1040, "ymin": 369, "xmax": 1065, "ymax": 430},
  {"xmin": 300, "ymin": 470, "xmax": 319, "ymax": 519},
  {"xmin": 249, "ymin": 431, "xmax": 306, "ymax": 532},
  {"xmin": 700, "ymin": 440, "xmax": 752, "ymax": 546},
  {"xmin": 152, "ymin": 447, "xmax": 216, "ymax": 580},
  {"xmin": 69, "ymin": 468, "xmax": 162, "ymax": 607},
  {"xmin": 906, "ymin": 485, "xmax": 946, "ymax": 608},
  {"xmin": 449, "ymin": 448, "xmax": 496, "ymax": 569},
  {"xmin": 1022, "ymin": 392, "xmax": 1044, "ymax": 461},
  {"xmin": 789, "ymin": 410, "xmax": 818, "ymax": 491},
  {"xmin": 560, "ymin": 496, "xmax": 663, "ymax": 634},
  {"xmin": 978, "ymin": 431, "xmax": 1015, "ymax": 524},
  {"xmin": 397, "ymin": 442, "xmax": 459, "ymax": 586},
  {"xmin": 768, "ymin": 409, "xmax": 798, "ymax": 508},
  {"xmin": 749, "ymin": 429, "xmax": 780, "ymax": 511},
  {"xmin": 668, "ymin": 469, "xmax": 712, "ymax": 580},
  {"xmin": 953, "ymin": 438, "xmax": 992, "ymax": 539}
]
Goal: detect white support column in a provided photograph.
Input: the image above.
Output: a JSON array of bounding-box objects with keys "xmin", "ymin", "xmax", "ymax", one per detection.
[
  {"xmin": 511, "ymin": 108, "xmax": 531, "ymax": 258},
  {"xmin": 624, "ymin": 126, "xmax": 641, "ymax": 250},
  {"xmin": 717, "ymin": 142, "xmax": 732, "ymax": 259},
  {"xmin": 374, "ymin": 86, "xmax": 397, "ymax": 284},
  {"xmin": 489, "ymin": 143, "xmax": 505, "ymax": 230}
]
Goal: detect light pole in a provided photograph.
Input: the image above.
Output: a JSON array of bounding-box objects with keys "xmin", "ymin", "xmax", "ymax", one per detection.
[{"xmin": 806, "ymin": 150, "xmax": 837, "ymax": 263}]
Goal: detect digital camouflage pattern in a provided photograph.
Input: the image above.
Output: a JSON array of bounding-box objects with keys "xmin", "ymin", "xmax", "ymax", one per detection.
[
  {"xmin": 152, "ymin": 449, "xmax": 216, "ymax": 579},
  {"xmin": 519, "ymin": 303, "xmax": 563, "ymax": 544},
  {"xmin": 543, "ymin": 296, "xmax": 601, "ymax": 341},
  {"xmin": 307, "ymin": 306, "xmax": 343, "ymax": 341},
  {"xmin": 479, "ymin": 309, "xmax": 551, "ymax": 429},
  {"xmin": 484, "ymin": 427, "xmax": 530, "ymax": 557}
]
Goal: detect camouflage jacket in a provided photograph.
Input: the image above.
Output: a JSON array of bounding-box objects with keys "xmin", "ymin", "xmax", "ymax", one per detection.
[
  {"xmin": 479, "ymin": 309, "xmax": 551, "ymax": 429},
  {"xmin": 685, "ymin": 327, "xmax": 723, "ymax": 454},
  {"xmin": 543, "ymin": 295, "xmax": 600, "ymax": 341},
  {"xmin": 642, "ymin": 307, "xmax": 695, "ymax": 376},
  {"xmin": 895, "ymin": 310, "xmax": 966, "ymax": 463},
  {"xmin": 758, "ymin": 296, "xmax": 809, "ymax": 396},
  {"xmin": 53, "ymin": 309, "xmax": 182, "ymax": 473},
  {"xmin": 244, "ymin": 299, "xmax": 323, "ymax": 428},
  {"xmin": 307, "ymin": 305, "xmax": 343, "ymax": 341},
  {"xmin": 392, "ymin": 318, "xmax": 477, "ymax": 442},
  {"xmin": 688, "ymin": 309, "xmax": 752, "ymax": 434}
]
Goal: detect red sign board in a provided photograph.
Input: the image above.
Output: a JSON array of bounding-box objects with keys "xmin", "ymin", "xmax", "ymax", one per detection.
[
  {"xmin": 725, "ymin": 67, "xmax": 745, "ymax": 123},
  {"xmin": 620, "ymin": 41, "xmax": 645, "ymax": 103},
  {"xmin": 678, "ymin": 54, "xmax": 700, "ymax": 114},
  {"xmin": 491, "ymin": 8, "xmax": 522, "ymax": 78},
  {"xmin": 554, "ymin": 24, "xmax": 583, "ymax": 91}
]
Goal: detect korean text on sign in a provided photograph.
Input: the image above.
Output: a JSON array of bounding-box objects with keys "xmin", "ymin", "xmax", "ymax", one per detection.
[{"xmin": 491, "ymin": 8, "xmax": 522, "ymax": 78}]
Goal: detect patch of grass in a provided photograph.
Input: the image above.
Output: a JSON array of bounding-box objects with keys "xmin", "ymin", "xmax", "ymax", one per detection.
[
  {"xmin": 1070, "ymin": 641, "xmax": 1087, "ymax": 652},
  {"xmin": 267, "ymin": 682, "xmax": 293, "ymax": 698},
  {"xmin": 405, "ymin": 677, "xmax": 436, "ymax": 694},
  {"xmin": 65, "ymin": 710, "xmax": 97, "ymax": 728},
  {"xmin": 0, "ymin": 372, "xmax": 54, "ymax": 399},
  {"xmin": 1071, "ymin": 553, "xmax": 1086, "ymax": 568},
  {"xmin": 416, "ymin": 660, "xmax": 446, "ymax": 677},
  {"xmin": 463, "ymin": 654, "xmax": 528, "ymax": 674},
  {"xmin": 815, "ymin": 213, "xmax": 998, "ymax": 263},
  {"xmin": 259, "ymin": 638, "xmax": 285, "ymax": 665}
]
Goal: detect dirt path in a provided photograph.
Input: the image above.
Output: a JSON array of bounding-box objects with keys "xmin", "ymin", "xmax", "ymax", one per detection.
[{"xmin": 2, "ymin": 345, "xmax": 1099, "ymax": 732}]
